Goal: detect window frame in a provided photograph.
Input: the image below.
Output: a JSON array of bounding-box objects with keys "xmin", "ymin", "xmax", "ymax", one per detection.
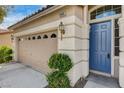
[
  {"xmin": 37, "ymin": 35, "xmax": 41, "ymax": 39},
  {"xmin": 32, "ymin": 36, "xmax": 36, "ymax": 40},
  {"xmin": 43, "ymin": 34, "xmax": 48, "ymax": 39},
  {"xmin": 90, "ymin": 5, "xmax": 121, "ymax": 20},
  {"xmin": 114, "ymin": 19, "xmax": 120, "ymax": 56},
  {"xmin": 51, "ymin": 33, "xmax": 57, "ymax": 38}
]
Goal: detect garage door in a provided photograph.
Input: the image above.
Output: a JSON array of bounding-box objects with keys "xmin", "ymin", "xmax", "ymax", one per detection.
[{"xmin": 18, "ymin": 31, "xmax": 57, "ymax": 74}]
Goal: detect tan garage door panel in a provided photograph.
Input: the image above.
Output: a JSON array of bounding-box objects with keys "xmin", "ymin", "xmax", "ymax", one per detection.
[{"xmin": 18, "ymin": 31, "xmax": 57, "ymax": 74}]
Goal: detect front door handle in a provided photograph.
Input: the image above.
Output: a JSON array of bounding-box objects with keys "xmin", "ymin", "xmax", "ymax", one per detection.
[{"xmin": 107, "ymin": 53, "xmax": 110, "ymax": 59}]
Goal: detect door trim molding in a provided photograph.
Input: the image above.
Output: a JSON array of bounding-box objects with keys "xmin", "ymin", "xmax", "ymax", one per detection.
[
  {"xmin": 89, "ymin": 15, "xmax": 121, "ymax": 76},
  {"xmin": 90, "ymin": 21, "xmax": 112, "ymax": 74},
  {"xmin": 111, "ymin": 19, "xmax": 114, "ymax": 77}
]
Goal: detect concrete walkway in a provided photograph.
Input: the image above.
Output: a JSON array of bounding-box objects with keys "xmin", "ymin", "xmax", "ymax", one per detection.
[
  {"xmin": 84, "ymin": 73, "xmax": 120, "ymax": 88},
  {"xmin": 0, "ymin": 63, "xmax": 48, "ymax": 88}
]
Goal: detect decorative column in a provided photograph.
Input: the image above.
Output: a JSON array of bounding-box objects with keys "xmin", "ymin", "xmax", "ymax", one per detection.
[
  {"xmin": 58, "ymin": 19, "xmax": 85, "ymax": 86},
  {"xmin": 118, "ymin": 5, "xmax": 124, "ymax": 88},
  {"xmin": 58, "ymin": 5, "xmax": 89, "ymax": 86}
]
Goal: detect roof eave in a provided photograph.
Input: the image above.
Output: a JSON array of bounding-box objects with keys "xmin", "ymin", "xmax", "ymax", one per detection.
[{"xmin": 8, "ymin": 5, "xmax": 65, "ymax": 30}]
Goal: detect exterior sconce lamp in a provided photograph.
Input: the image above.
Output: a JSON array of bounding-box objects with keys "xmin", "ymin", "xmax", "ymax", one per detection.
[
  {"xmin": 11, "ymin": 35, "xmax": 14, "ymax": 41},
  {"xmin": 58, "ymin": 22, "xmax": 65, "ymax": 40}
]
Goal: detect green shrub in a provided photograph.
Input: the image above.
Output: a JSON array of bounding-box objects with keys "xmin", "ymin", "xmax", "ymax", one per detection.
[
  {"xmin": 5, "ymin": 56, "xmax": 13, "ymax": 62},
  {"xmin": 0, "ymin": 46, "xmax": 13, "ymax": 64},
  {"xmin": 48, "ymin": 53, "xmax": 73, "ymax": 72},
  {"xmin": 47, "ymin": 53, "xmax": 73, "ymax": 88},
  {"xmin": 47, "ymin": 71, "xmax": 70, "ymax": 88}
]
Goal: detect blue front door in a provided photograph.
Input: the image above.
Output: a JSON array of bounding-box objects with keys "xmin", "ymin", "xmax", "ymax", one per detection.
[{"xmin": 90, "ymin": 21, "xmax": 111, "ymax": 73}]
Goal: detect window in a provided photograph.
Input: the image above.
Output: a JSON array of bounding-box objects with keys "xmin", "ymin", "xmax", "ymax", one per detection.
[
  {"xmin": 28, "ymin": 37, "xmax": 31, "ymax": 40},
  {"xmin": 43, "ymin": 34, "xmax": 48, "ymax": 39},
  {"xmin": 114, "ymin": 19, "xmax": 120, "ymax": 56},
  {"xmin": 18, "ymin": 38, "xmax": 21, "ymax": 41},
  {"xmin": 90, "ymin": 5, "xmax": 121, "ymax": 20},
  {"xmin": 18, "ymin": 38, "xmax": 24, "ymax": 41},
  {"xmin": 32, "ymin": 36, "xmax": 36, "ymax": 40},
  {"xmin": 51, "ymin": 33, "xmax": 57, "ymax": 38},
  {"xmin": 37, "ymin": 35, "xmax": 41, "ymax": 39}
]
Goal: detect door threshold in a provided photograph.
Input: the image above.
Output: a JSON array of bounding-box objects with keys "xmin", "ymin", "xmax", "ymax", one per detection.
[{"xmin": 90, "ymin": 70, "xmax": 112, "ymax": 77}]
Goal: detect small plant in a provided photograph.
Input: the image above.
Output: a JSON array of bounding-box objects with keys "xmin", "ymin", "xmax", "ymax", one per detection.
[
  {"xmin": 47, "ymin": 53, "xmax": 73, "ymax": 88},
  {"xmin": 47, "ymin": 71, "xmax": 70, "ymax": 88},
  {"xmin": 48, "ymin": 53, "xmax": 73, "ymax": 72},
  {"xmin": 0, "ymin": 46, "xmax": 13, "ymax": 64}
]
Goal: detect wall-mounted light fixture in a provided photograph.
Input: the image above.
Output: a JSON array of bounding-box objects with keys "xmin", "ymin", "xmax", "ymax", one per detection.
[
  {"xmin": 58, "ymin": 22, "xmax": 65, "ymax": 40},
  {"xmin": 11, "ymin": 35, "xmax": 14, "ymax": 41}
]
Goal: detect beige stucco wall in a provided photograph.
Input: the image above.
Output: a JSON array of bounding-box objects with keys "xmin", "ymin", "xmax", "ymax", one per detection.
[
  {"xmin": 12, "ymin": 5, "xmax": 89, "ymax": 86},
  {"xmin": 12, "ymin": 5, "xmax": 122, "ymax": 86},
  {"xmin": 11, "ymin": 5, "xmax": 124, "ymax": 87},
  {"xmin": 13, "ymin": 6, "xmax": 78, "ymax": 32},
  {"xmin": 58, "ymin": 5, "xmax": 89, "ymax": 85},
  {"xmin": 0, "ymin": 33, "xmax": 12, "ymax": 47}
]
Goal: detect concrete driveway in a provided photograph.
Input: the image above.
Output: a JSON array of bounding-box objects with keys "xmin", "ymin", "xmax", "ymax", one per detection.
[{"xmin": 0, "ymin": 62, "xmax": 48, "ymax": 88}]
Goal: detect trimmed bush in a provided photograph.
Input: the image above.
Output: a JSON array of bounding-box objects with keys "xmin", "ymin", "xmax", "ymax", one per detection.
[
  {"xmin": 0, "ymin": 46, "xmax": 13, "ymax": 64},
  {"xmin": 47, "ymin": 53, "xmax": 73, "ymax": 88},
  {"xmin": 48, "ymin": 53, "xmax": 73, "ymax": 72},
  {"xmin": 47, "ymin": 71, "xmax": 70, "ymax": 88}
]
